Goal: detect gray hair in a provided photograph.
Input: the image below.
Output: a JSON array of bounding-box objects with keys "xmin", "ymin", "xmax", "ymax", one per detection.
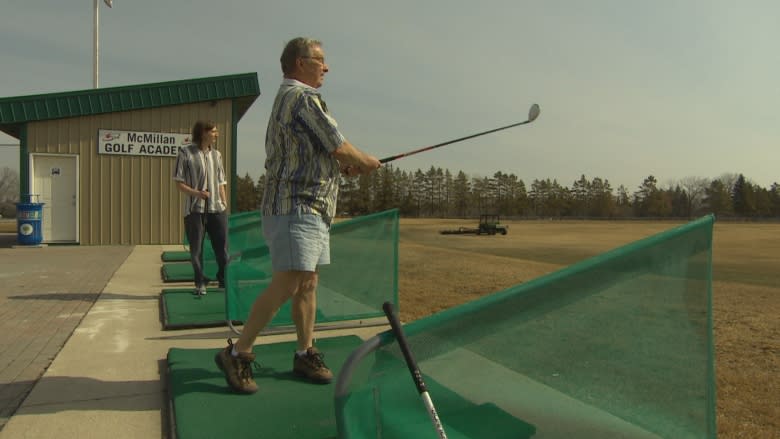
[{"xmin": 280, "ymin": 37, "xmax": 322, "ymax": 75}]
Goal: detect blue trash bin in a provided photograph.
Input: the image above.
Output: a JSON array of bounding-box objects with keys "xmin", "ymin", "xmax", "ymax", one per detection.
[{"xmin": 16, "ymin": 194, "xmax": 44, "ymax": 246}]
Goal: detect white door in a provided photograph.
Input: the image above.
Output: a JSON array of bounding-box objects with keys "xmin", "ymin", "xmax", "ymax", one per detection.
[{"xmin": 32, "ymin": 155, "xmax": 78, "ymax": 242}]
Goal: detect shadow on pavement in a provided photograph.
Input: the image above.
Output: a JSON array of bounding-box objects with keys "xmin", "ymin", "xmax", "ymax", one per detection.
[
  {"xmin": 0, "ymin": 233, "xmax": 16, "ymax": 248},
  {"xmin": 7, "ymin": 292, "xmax": 159, "ymax": 301}
]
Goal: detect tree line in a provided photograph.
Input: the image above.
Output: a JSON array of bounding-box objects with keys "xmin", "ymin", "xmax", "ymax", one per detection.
[
  {"xmin": 1, "ymin": 165, "xmax": 776, "ymax": 220},
  {"xmin": 235, "ymin": 166, "xmax": 780, "ymax": 220}
]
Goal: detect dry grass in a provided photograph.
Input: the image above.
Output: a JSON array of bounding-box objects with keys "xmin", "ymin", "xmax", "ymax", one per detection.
[
  {"xmin": 0, "ymin": 220, "xmax": 14, "ymax": 234},
  {"xmin": 398, "ymin": 218, "xmax": 779, "ymax": 439}
]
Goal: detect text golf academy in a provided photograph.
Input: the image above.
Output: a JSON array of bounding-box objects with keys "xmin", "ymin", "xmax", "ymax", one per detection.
[{"xmin": 97, "ymin": 129, "xmax": 191, "ymax": 157}]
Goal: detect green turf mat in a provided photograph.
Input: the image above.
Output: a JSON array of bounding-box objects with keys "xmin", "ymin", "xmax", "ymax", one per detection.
[
  {"xmin": 161, "ymin": 261, "xmax": 218, "ymax": 283},
  {"xmin": 161, "ymin": 250, "xmax": 190, "ymax": 262},
  {"xmin": 160, "ymin": 287, "xmax": 325, "ymax": 330},
  {"xmin": 160, "ymin": 289, "xmax": 238, "ymax": 329},
  {"xmin": 167, "ymin": 335, "xmax": 363, "ymax": 439}
]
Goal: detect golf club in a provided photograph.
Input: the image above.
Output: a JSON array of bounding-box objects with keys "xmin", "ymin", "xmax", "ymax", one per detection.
[
  {"xmin": 382, "ymin": 301, "xmax": 448, "ymax": 439},
  {"xmin": 379, "ymin": 103, "xmax": 540, "ymax": 164}
]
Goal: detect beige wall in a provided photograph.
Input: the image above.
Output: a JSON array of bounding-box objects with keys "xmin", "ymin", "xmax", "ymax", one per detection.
[{"xmin": 26, "ymin": 100, "xmax": 234, "ymax": 245}]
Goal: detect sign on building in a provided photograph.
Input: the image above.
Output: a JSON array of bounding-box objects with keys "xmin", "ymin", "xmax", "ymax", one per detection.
[{"xmin": 97, "ymin": 129, "xmax": 191, "ymax": 157}]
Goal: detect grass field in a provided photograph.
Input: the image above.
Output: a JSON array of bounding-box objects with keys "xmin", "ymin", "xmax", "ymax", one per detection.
[
  {"xmin": 1, "ymin": 216, "xmax": 776, "ymax": 437},
  {"xmin": 397, "ymin": 218, "xmax": 779, "ymax": 439}
]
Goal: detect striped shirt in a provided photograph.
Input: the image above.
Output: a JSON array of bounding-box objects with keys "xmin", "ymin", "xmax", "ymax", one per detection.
[
  {"xmin": 261, "ymin": 79, "xmax": 345, "ymax": 223},
  {"xmin": 173, "ymin": 144, "xmax": 227, "ymax": 215}
]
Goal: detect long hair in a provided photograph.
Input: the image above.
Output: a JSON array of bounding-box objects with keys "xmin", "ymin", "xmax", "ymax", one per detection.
[{"xmin": 191, "ymin": 120, "xmax": 216, "ymax": 145}]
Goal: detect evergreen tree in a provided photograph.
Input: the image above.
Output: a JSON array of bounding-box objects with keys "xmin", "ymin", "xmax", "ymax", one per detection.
[
  {"xmin": 615, "ymin": 184, "xmax": 631, "ymax": 217},
  {"xmin": 571, "ymin": 174, "xmax": 589, "ymax": 218},
  {"xmin": 528, "ymin": 179, "xmax": 545, "ymax": 216},
  {"xmin": 731, "ymin": 174, "xmax": 756, "ymax": 216},
  {"xmin": 452, "ymin": 171, "xmax": 470, "ymax": 217},
  {"xmin": 512, "ymin": 176, "xmax": 529, "ymax": 216},
  {"xmin": 412, "ymin": 169, "xmax": 427, "ymax": 217},
  {"xmin": 589, "ymin": 177, "xmax": 615, "ymax": 217},
  {"xmin": 235, "ymin": 173, "xmax": 258, "ymax": 212},
  {"xmin": 771, "ymin": 183, "xmax": 780, "ymax": 216},
  {"xmin": 240, "ymin": 165, "xmax": 778, "ymax": 220},
  {"xmin": 634, "ymin": 175, "xmax": 669, "ymax": 216},
  {"xmin": 373, "ymin": 165, "xmax": 395, "ymax": 212},
  {"xmin": 704, "ymin": 179, "xmax": 732, "ymax": 216},
  {"xmin": 753, "ymin": 186, "xmax": 773, "ymax": 217},
  {"xmin": 443, "ymin": 169, "xmax": 454, "ymax": 217}
]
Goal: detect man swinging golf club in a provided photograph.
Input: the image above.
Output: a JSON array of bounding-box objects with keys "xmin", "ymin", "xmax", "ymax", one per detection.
[{"xmin": 215, "ymin": 37, "xmax": 380, "ymax": 393}]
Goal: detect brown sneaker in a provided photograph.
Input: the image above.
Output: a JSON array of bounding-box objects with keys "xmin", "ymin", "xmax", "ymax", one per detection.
[
  {"xmin": 293, "ymin": 347, "xmax": 333, "ymax": 384},
  {"xmin": 214, "ymin": 339, "xmax": 258, "ymax": 394}
]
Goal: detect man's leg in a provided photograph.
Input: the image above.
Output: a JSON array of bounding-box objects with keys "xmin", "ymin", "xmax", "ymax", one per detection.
[
  {"xmin": 291, "ymin": 271, "xmax": 318, "ymax": 351},
  {"xmin": 184, "ymin": 213, "xmax": 206, "ymax": 291},
  {"xmin": 206, "ymin": 211, "xmax": 229, "ymax": 287},
  {"xmin": 234, "ymin": 271, "xmax": 306, "ymax": 353},
  {"xmin": 215, "ymin": 271, "xmax": 305, "ymax": 394}
]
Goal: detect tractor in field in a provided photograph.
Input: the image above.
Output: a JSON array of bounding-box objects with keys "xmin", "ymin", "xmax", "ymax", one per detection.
[
  {"xmin": 476, "ymin": 214, "xmax": 508, "ymax": 235},
  {"xmin": 439, "ymin": 214, "xmax": 508, "ymax": 235}
]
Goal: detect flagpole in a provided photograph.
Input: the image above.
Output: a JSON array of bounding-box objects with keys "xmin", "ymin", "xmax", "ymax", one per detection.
[{"xmin": 93, "ymin": 0, "xmax": 99, "ymax": 88}]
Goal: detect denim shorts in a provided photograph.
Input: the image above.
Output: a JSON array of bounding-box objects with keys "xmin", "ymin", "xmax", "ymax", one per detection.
[{"xmin": 262, "ymin": 209, "xmax": 330, "ymax": 272}]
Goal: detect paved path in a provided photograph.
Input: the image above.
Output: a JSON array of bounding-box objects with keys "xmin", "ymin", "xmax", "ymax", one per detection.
[
  {"xmin": 0, "ymin": 238, "xmax": 387, "ymax": 438},
  {"xmin": 0, "ymin": 234, "xmax": 132, "ymax": 432}
]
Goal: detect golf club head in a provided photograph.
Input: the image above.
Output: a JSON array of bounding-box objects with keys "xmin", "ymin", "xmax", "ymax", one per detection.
[{"xmin": 528, "ymin": 104, "xmax": 540, "ymax": 122}]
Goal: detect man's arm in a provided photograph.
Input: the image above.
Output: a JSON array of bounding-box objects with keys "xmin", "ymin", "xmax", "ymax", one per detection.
[
  {"xmin": 332, "ymin": 140, "xmax": 381, "ymax": 175},
  {"xmin": 219, "ymin": 183, "xmax": 228, "ymax": 208},
  {"xmin": 176, "ymin": 181, "xmax": 209, "ymax": 199}
]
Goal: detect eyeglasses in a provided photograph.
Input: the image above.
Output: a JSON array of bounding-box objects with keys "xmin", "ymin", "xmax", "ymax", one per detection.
[{"xmin": 301, "ymin": 56, "xmax": 326, "ymax": 65}]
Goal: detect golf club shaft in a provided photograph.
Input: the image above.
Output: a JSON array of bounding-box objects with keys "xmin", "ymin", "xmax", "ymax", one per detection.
[
  {"xmin": 382, "ymin": 302, "xmax": 448, "ymax": 439},
  {"xmin": 379, "ymin": 105, "xmax": 539, "ymax": 164}
]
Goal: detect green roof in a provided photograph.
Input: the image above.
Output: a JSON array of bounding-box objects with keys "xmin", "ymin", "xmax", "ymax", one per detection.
[{"xmin": 0, "ymin": 72, "xmax": 260, "ymax": 138}]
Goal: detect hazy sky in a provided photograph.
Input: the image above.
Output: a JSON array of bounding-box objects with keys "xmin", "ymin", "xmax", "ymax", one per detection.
[{"xmin": 1, "ymin": 0, "xmax": 778, "ymax": 191}]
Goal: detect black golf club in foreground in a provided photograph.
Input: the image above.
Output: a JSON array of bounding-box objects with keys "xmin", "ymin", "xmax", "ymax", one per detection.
[
  {"xmin": 382, "ymin": 301, "xmax": 448, "ymax": 439},
  {"xmin": 379, "ymin": 103, "xmax": 540, "ymax": 164}
]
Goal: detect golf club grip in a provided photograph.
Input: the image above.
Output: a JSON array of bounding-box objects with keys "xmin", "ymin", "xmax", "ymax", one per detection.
[
  {"xmin": 380, "ymin": 146, "xmax": 437, "ymax": 164},
  {"xmin": 382, "ymin": 302, "xmax": 448, "ymax": 439},
  {"xmin": 382, "ymin": 302, "xmax": 426, "ymax": 394}
]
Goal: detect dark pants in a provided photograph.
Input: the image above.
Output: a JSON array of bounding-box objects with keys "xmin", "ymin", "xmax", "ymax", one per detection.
[{"xmin": 184, "ymin": 211, "xmax": 228, "ymax": 288}]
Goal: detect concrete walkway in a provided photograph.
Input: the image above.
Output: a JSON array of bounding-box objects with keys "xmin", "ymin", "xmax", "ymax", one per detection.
[
  {"xmin": 0, "ymin": 243, "xmax": 387, "ymax": 439},
  {"xmin": 0, "ymin": 236, "xmax": 132, "ymax": 432}
]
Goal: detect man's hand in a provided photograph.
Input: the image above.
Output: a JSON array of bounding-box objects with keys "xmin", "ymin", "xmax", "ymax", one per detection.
[
  {"xmin": 364, "ymin": 155, "xmax": 381, "ymax": 171},
  {"xmin": 340, "ymin": 159, "xmax": 381, "ymax": 177},
  {"xmin": 341, "ymin": 165, "xmax": 361, "ymax": 177},
  {"xmin": 197, "ymin": 190, "xmax": 210, "ymax": 200},
  {"xmin": 333, "ymin": 141, "xmax": 382, "ymax": 176}
]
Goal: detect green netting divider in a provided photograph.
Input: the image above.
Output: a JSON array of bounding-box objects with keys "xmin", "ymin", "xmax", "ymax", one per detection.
[
  {"xmin": 336, "ymin": 215, "xmax": 715, "ymax": 439},
  {"xmin": 226, "ymin": 209, "xmax": 399, "ymax": 329},
  {"xmin": 160, "ymin": 213, "xmax": 265, "ymax": 282},
  {"xmin": 160, "ymin": 210, "xmax": 262, "ymax": 262}
]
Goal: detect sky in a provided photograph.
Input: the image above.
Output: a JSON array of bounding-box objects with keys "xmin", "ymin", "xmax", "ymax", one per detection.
[{"xmin": 1, "ymin": 0, "xmax": 779, "ymax": 191}]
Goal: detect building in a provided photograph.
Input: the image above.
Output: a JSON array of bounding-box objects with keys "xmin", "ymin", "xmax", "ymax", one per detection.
[{"xmin": 0, "ymin": 73, "xmax": 260, "ymax": 245}]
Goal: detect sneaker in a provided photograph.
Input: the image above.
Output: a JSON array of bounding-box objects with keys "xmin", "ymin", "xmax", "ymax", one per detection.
[
  {"xmin": 192, "ymin": 285, "xmax": 207, "ymax": 296},
  {"xmin": 214, "ymin": 339, "xmax": 258, "ymax": 394},
  {"xmin": 293, "ymin": 347, "xmax": 333, "ymax": 384}
]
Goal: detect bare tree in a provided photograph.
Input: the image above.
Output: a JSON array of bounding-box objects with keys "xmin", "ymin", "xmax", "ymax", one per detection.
[
  {"xmin": 0, "ymin": 167, "xmax": 19, "ymax": 217},
  {"xmin": 677, "ymin": 176, "xmax": 710, "ymax": 217}
]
